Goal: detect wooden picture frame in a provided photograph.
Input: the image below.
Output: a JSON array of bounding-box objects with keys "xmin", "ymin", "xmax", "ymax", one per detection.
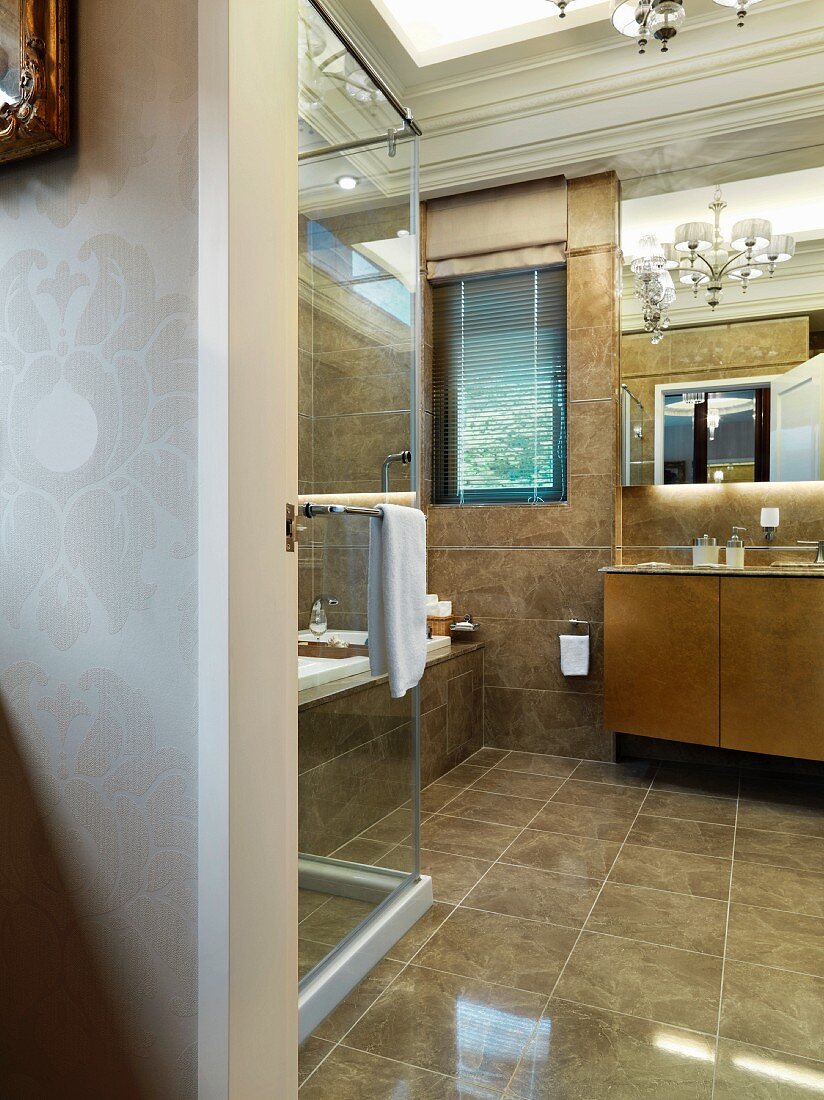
[{"xmin": 0, "ymin": 0, "xmax": 68, "ymax": 164}]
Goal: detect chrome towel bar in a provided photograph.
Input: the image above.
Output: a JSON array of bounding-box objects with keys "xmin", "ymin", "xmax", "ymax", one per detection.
[{"xmin": 303, "ymin": 502, "xmax": 383, "ymax": 518}]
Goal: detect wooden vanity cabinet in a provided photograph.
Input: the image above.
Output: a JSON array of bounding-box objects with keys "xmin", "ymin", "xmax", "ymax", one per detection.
[
  {"xmin": 604, "ymin": 574, "xmax": 720, "ymax": 746},
  {"xmin": 721, "ymin": 578, "xmax": 824, "ymax": 761},
  {"xmin": 605, "ymin": 572, "xmax": 824, "ymax": 761}
]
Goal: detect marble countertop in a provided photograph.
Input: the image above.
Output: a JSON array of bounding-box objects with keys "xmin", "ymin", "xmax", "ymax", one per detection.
[{"xmin": 602, "ymin": 564, "xmax": 824, "ymax": 578}]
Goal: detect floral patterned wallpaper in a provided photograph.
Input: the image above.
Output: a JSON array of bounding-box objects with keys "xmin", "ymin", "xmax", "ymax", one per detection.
[{"xmin": 0, "ymin": 1, "xmax": 198, "ymax": 1095}]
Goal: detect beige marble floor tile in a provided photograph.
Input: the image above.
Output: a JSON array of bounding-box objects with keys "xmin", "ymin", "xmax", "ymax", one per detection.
[
  {"xmin": 720, "ymin": 960, "xmax": 824, "ymax": 1061},
  {"xmin": 313, "ymin": 957, "xmax": 404, "ymax": 1042},
  {"xmin": 737, "ymin": 797, "xmax": 824, "ymax": 839},
  {"xmin": 609, "ymin": 844, "xmax": 732, "ymax": 901},
  {"xmin": 554, "ymin": 932, "xmax": 723, "ymax": 1034},
  {"xmin": 464, "ymin": 863, "xmax": 600, "ymax": 928},
  {"xmin": 550, "ymin": 779, "xmax": 647, "ymax": 813},
  {"xmin": 727, "ymin": 904, "xmax": 824, "ymax": 978},
  {"xmin": 441, "ymin": 789, "xmax": 546, "ymax": 829},
  {"xmin": 491, "ymin": 750, "xmax": 580, "ymax": 779},
  {"xmin": 409, "ymin": 847, "xmax": 493, "ymax": 904},
  {"xmin": 297, "ymin": 895, "xmax": 376, "ymax": 947},
  {"xmin": 386, "ymin": 902, "xmax": 456, "ymax": 964},
  {"xmin": 714, "ymin": 1038, "xmax": 824, "ymax": 1099},
  {"xmin": 301, "ymin": 1044, "xmax": 503, "ymax": 1098},
  {"xmin": 509, "ymin": 1000, "xmax": 715, "ymax": 1100},
  {"xmin": 298, "ymin": 1035, "xmax": 335, "ymax": 1086},
  {"xmin": 730, "ymin": 862, "xmax": 824, "ymax": 919},
  {"xmin": 299, "ymin": 939, "xmax": 330, "ymax": 980},
  {"xmin": 360, "ymin": 805, "xmax": 417, "ymax": 843},
  {"xmin": 299, "ymin": 889, "xmax": 330, "ymax": 924},
  {"xmin": 420, "ymin": 815, "xmax": 521, "ymax": 861},
  {"xmin": 735, "ymin": 827, "xmax": 824, "ymax": 873},
  {"xmin": 571, "ymin": 759, "xmax": 658, "ymax": 789},
  {"xmin": 628, "ymin": 815, "xmax": 735, "ymax": 858},
  {"xmin": 586, "ymin": 882, "xmax": 727, "ymax": 955},
  {"xmin": 652, "ymin": 763, "xmax": 739, "ymax": 800},
  {"xmin": 505, "ymin": 828, "xmax": 621, "ymax": 881},
  {"xmin": 471, "ymin": 769, "xmax": 565, "ymax": 801},
  {"xmin": 330, "ymin": 837, "xmax": 396, "ymax": 865},
  {"xmin": 415, "ymin": 907, "xmax": 577, "ymax": 995},
  {"xmin": 433, "ymin": 763, "xmax": 491, "ymax": 789},
  {"xmin": 465, "ymin": 747, "xmax": 511, "ymax": 768},
  {"xmin": 422, "ymin": 784, "xmax": 465, "ymax": 814},
  {"xmin": 344, "ymin": 964, "xmax": 545, "ymax": 1090},
  {"xmin": 641, "ymin": 789, "xmax": 737, "ymax": 827},
  {"xmin": 530, "ymin": 800, "xmax": 636, "ymax": 842}
]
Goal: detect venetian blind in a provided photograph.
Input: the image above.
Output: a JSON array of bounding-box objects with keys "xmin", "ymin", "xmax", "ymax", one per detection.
[{"xmin": 433, "ymin": 266, "xmax": 568, "ymax": 505}]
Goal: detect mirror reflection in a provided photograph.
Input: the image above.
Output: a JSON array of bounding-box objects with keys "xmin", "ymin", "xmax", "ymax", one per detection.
[
  {"xmin": 0, "ymin": 1, "xmax": 21, "ymax": 105},
  {"xmin": 620, "ymin": 161, "xmax": 824, "ymax": 486}
]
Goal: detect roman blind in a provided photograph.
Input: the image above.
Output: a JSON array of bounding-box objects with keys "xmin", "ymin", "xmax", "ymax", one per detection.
[
  {"xmin": 433, "ymin": 266, "xmax": 568, "ymax": 505},
  {"xmin": 426, "ymin": 177, "xmax": 567, "ymax": 281}
]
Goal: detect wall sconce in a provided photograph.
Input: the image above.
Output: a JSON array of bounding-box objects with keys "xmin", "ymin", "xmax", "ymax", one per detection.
[{"xmin": 761, "ymin": 507, "xmax": 779, "ymax": 542}]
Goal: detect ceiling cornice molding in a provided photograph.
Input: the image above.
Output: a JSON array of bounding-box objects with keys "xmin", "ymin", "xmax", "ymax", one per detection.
[
  {"xmin": 417, "ymin": 27, "xmax": 824, "ymax": 136},
  {"xmin": 417, "ymin": 85, "xmax": 824, "ymax": 195}
]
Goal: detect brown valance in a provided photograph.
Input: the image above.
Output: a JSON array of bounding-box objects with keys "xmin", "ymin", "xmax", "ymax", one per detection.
[{"xmin": 425, "ymin": 176, "xmax": 567, "ymax": 281}]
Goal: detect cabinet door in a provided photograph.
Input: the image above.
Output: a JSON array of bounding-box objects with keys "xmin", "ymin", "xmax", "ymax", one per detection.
[
  {"xmin": 720, "ymin": 578, "xmax": 824, "ymax": 761},
  {"xmin": 604, "ymin": 575, "xmax": 720, "ymax": 745}
]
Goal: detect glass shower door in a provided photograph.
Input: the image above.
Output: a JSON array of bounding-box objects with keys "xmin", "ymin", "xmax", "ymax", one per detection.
[{"xmin": 296, "ymin": 0, "xmax": 421, "ymax": 1000}]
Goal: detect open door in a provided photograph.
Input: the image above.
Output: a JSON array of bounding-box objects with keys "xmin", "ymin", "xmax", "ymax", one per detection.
[{"xmin": 770, "ymin": 353, "xmax": 824, "ymax": 481}]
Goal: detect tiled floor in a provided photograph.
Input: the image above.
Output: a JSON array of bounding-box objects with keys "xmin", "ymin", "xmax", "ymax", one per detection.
[{"xmin": 299, "ymin": 748, "xmax": 824, "ymax": 1098}]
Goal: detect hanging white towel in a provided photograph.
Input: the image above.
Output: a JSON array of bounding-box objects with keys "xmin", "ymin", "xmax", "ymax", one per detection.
[
  {"xmin": 368, "ymin": 504, "xmax": 427, "ymax": 698},
  {"xmin": 559, "ymin": 633, "xmax": 590, "ymax": 677}
]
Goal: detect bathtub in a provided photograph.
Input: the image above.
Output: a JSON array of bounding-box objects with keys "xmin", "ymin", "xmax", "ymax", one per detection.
[{"xmin": 298, "ymin": 629, "xmax": 451, "ymax": 691}]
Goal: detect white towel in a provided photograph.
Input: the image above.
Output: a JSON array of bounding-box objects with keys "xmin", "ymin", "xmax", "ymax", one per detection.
[
  {"xmin": 368, "ymin": 504, "xmax": 427, "ymax": 698},
  {"xmin": 559, "ymin": 634, "xmax": 590, "ymax": 677}
]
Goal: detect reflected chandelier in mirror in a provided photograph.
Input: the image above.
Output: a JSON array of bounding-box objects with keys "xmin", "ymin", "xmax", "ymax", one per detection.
[{"xmin": 0, "ymin": 0, "xmax": 67, "ymax": 164}]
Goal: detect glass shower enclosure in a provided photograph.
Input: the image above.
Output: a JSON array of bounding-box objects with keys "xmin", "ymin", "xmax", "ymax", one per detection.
[{"xmin": 296, "ymin": 0, "xmax": 428, "ymax": 1041}]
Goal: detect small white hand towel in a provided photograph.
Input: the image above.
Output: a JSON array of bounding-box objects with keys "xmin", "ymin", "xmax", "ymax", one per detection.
[
  {"xmin": 559, "ymin": 633, "xmax": 590, "ymax": 677},
  {"xmin": 368, "ymin": 504, "xmax": 427, "ymax": 698}
]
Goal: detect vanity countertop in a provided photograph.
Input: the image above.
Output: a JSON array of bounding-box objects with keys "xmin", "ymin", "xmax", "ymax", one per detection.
[{"xmin": 602, "ymin": 564, "xmax": 824, "ymax": 578}]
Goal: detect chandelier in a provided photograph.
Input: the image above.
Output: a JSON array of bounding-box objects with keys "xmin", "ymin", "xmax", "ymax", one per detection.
[
  {"xmin": 667, "ymin": 186, "xmax": 795, "ymax": 311},
  {"xmin": 546, "ymin": 1, "xmax": 766, "ymax": 53},
  {"xmin": 630, "ymin": 234, "xmax": 676, "ymax": 344}
]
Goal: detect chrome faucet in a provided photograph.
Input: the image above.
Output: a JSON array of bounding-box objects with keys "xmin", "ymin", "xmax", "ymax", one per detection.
[
  {"xmin": 382, "ymin": 449, "xmax": 411, "ymax": 493},
  {"xmin": 309, "ymin": 594, "xmax": 339, "ymax": 638}
]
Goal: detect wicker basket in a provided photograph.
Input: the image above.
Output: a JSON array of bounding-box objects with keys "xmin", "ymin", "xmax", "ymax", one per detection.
[{"xmin": 426, "ymin": 613, "xmax": 452, "ymax": 637}]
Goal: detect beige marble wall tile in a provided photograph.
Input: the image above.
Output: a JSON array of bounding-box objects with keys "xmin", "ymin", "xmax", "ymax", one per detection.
[
  {"xmin": 621, "ymin": 482, "xmax": 824, "ymax": 550},
  {"xmin": 567, "ymin": 173, "xmax": 620, "ymax": 250},
  {"xmin": 482, "ymin": 618, "xmax": 604, "ymax": 694},
  {"xmin": 569, "ymin": 399, "xmax": 616, "ymax": 477},
  {"xmin": 427, "ymin": 476, "xmax": 614, "ymax": 548},
  {"xmin": 428, "ymin": 548, "xmax": 608, "ymax": 622},
  {"xmin": 569, "ymin": 326, "xmax": 615, "ymax": 401},
  {"xmin": 485, "ymin": 686, "xmax": 610, "ymax": 758},
  {"xmin": 568, "ymin": 250, "xmax": 620, "ymax": 332},
  {"xmin": 312, "ymin": 411, "xmax": 412, "ymax": 487}
]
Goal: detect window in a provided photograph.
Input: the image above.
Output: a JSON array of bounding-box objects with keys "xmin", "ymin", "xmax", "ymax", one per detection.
[{"xmin": 432, "ymin": 266, "xmax": 567, "ymax": 504}]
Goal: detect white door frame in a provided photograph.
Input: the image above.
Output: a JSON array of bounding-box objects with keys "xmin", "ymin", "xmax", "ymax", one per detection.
[{"xmin": 198, "ymin": 1, "xmax": 298, "ymax": 1096}]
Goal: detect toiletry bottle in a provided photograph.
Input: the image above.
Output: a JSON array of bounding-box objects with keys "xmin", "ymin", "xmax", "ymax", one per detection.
[{"xmin": 726, "ymin": 527, "xmax": 747, "ymax": 569}]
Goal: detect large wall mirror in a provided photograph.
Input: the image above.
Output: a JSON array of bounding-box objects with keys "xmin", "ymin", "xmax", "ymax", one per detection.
[
  {"xmin": 620, "ymin": 150, "xmax": 824, "ymax": 487},
  {"xmin": 0, "ymin": 0, "xmax": 67, "ymax": 164}
]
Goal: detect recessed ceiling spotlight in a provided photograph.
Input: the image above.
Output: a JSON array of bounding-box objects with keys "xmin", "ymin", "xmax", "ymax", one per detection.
[
  {"xmin": 336, "ymin": 175, "xmax": 358, "ymax": 191},
  {"xmin": 397, "ymin": 229, "xmax": 410, "ymax": 237}
]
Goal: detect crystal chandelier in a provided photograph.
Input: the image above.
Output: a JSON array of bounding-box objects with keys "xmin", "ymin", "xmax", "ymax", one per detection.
[
  {"xmin": 668, "ymin": 186, "xmax": 795, "ymax": 312},
  {"xmin": 546, "ymin": 1, "xmax": 767, "ymax": 53},
  {"xmin": 630, "ymin": 234, "xmax": 676, "ymax": 344}
]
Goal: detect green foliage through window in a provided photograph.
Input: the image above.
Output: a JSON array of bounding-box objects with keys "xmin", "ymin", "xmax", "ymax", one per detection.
[{"xmin": 433, "ymin": 266, "xmax": 567, "ymax": 504}]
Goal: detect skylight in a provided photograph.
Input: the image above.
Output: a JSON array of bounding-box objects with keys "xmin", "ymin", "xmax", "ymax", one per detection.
[{"xmin": 370, "ymin": 0, "xmax": 607, "ymax": 65}]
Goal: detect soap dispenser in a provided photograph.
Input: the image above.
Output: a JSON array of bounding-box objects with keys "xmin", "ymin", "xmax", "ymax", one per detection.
[{"xmin": 726, "ymin": 527, "xmax": 747, "ymax": 569}]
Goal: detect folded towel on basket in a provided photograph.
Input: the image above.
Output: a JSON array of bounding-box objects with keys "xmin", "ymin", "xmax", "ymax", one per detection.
[
  {"xmin": 368, "ymin": 504, "xmax": 427, "ymax": 698},
  {"xmin": 559, "ymin": 633, "xmax": 590, "ymax": 677}
]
